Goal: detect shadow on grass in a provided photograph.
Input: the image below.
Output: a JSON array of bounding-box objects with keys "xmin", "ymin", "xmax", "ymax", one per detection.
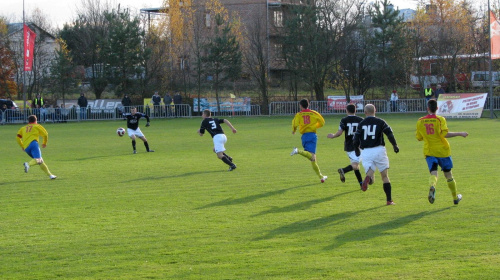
[
  {"xmin": 324, "ymin": 207, "xmax": 452, "ymax": 250},
  {"xmin": 196, "ymin": 183, "xmax": 317, "ymax": 210},
  {"xmin": 251, "ymin": 190, "xmax": 358, "ymax": 217},
  {"xmin": 0, "ymin": 179, "xmax": 49, "ymax": 186},
  {"xmin": 254, "ymin": 206, "xmax": 384, "ymax": 241},
  {"xmin": 123, "ymin": 170, "xmax": 225, "ymax": 183}
]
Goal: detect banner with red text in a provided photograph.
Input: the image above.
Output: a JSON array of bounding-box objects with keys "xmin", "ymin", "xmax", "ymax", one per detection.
[
  {"xmin": 327, "ymin": 95, "xmax": 364, "ymax": 111},
  {"xmin": 491, "ymin": 12, "xmax": 500, "ymax": 60},
  {"xmin": 437, "ymin": 93, "xmax": 487, "ymax": 118},
  {"xmin": 23, "ymin": 24, "xmax": 36, "ymax": 71}
]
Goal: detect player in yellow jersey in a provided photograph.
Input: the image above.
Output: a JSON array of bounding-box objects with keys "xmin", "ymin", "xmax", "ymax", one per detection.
[
  {"xmin": 416, "ymin": 100, "xmax": 468, "ymax": 205},
  {"xmin": 291, "ymin": 99, "xmax": 327, "ymax": 183},
  {"xmin": 16, "ymin": 115, "xmax": 57, "ymax": 179}
]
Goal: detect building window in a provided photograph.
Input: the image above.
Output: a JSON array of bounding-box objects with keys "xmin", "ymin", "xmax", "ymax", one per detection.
[
  {"xmin": 205, "ymin": 13, "xmax": 211, "ymax": 28},
  {"xmin": 274, "ymin": 10, "xmax": 283, "ymax": 27},
  {"xmin": 274, "ymin": 44, "xmax": 284, "ymax": 61}
]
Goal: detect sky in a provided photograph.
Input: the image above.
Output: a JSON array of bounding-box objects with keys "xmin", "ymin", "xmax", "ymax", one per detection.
[{"xmin": 1, "ymin": 0, "xmax": 419, "ymax": 29}]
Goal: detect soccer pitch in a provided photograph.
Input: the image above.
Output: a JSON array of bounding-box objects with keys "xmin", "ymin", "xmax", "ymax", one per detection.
[{"xmin": 1, "ymin": 114, "xmax": 499, "ymax": 279}]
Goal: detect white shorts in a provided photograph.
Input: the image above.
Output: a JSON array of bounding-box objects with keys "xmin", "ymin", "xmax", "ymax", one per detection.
[
  {"xmin": 346, "ymin": 151, "xmax": 361, "ymax": 164},
  {"xmin": 361, "ymin": 146, "xmax": 389, "ymax": 173},
  {"xmin": 127, "ymin": 127, "xmax": 145, "ymax": 138},
  {"xmin": 213, "ymin": 134, "xmax": 227, "ymax": 153}
]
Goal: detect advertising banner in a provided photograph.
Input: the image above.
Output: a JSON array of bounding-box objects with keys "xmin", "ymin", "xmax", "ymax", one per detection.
[
  {"xmin": 193, "ymin": 97, "xmax": 251, "ymax": 112},
  {"xmin": 327, "ymin": 95, "xmax": 364, "ymax": 110},
  {"xmin": 57, "ymin": 99, "xmax": 122, "ymax": 112},
  {"xmin": 437, "ymin": 93, "xmax": 487, "ymax": 119},
  {"xmin": 23, "ymin": 24, "xmax": 36, "ymax": 71}
]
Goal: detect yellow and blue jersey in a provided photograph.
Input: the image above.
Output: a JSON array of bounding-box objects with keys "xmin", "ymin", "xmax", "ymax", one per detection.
[
  {"xmin": 292, "ymin": 109, "xmax": 325, "ymax": 135},
  {"xmin": 416, "ymin": 114, "xmax": 450, "ymax": 157},
  {"xmin": 16, "ymin": 123, "xmax": 48, "ymax": 149}
]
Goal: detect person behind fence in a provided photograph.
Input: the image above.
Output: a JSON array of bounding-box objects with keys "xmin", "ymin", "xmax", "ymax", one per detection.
[
  {"xmin": 121, "ymin": 94, "xmax": 132, "ymax": 113},
  {"xmin": 60, "ymin": 104, "xmax": 69, "ymax": 122},
  {"xmin": 16, "ymin": 115, "xmax": 57, "ymax": 180},
  {"xmin": 174, "ymin": 92, "xmax": 182, "ymax": 117},
  {"xmin": 416, "ymin": 99, "xmax": 468, "ymax": 205},
  {"xmin": 435, "ymin": 84, "xmax": 445, "ymax": 100},
  {"xmin": 164, "ymin": 92, "xmax": 173, "ymax": 117},
  {"xmin": 78, "ymin": 93, "xmax": 88, "ymax": 119},
  {"xmin": 353, "ymin": 104, "xmax": 399, "ymax": 205},
  {"xmin": 424, "ymin": 84, "xmax": 434, "ymax": 101},
  {"xmin": 0, "ymin": 103, "xmax": 6, "ymax": 124},
  {"xmin": 32, "ymin": 94, "xmax": 44, "ymax": 119},
  {"xmin": 152, "ymin": 91, "xmax": 161, "ymax": 116},
  {"xmin": 290, "ymin": 99, "xmax": 328, "ymax": 183},
  {"xmin": 123, "ymin": 107, "xmax": 154, "ymax": 154},
  {"xmin": 197, "ymin": 109, "xmax": 237, "ymax": 171},
  {"xmin": 390, "ymin": 90, "xmax": 399, "ymax": 112},
  {"xmin": 40, "ymin": 104, "xmax": 48, "ymax": 123},
  {"xmin": 327, "ymin": 104, "xmax": 364, "ymax": 188}
]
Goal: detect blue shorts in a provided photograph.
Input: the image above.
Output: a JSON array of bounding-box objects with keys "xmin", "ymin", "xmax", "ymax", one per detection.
[
  {"xmin": 301, "ymin": 132, "xmax": 317, "ymax": 154},
  {"xmin": 25, "ymin": 141, "xmax": 42, "ymax": 159},
  {"xmin": 426, "ymin": 156, "xmax": 453, "ymax": 172}
]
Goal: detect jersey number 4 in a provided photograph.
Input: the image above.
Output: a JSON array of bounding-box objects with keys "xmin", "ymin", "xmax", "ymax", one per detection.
[{"xmin": 362, "ymin": 125, "xmax": 377, "ymax": 140}]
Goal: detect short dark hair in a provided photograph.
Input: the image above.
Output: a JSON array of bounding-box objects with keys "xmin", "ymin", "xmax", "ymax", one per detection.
[
  {"xmin": 427, "ymin": 99, "xmax": 438, "ymax": 113},
  {"xmin": 203, "ymin": 109, "xmax": 211, "ymax": 117},
  {"xmin": 28, "ymin": 115, "xmax": 37, "ymax": 123},
  {"xmin": 346, "ymin": 104, "xmax": 356, "ymax": 114},
  {"xmin": 299, "ymin": 99, "xmax": 309, "ymax": 109}
]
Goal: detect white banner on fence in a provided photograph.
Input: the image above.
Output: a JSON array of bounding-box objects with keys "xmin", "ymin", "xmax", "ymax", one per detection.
[
  {"xmin": 327, "ymin": 95, "xmax": 364, "ymax": 110},
  {"xmin": 437, "ymin": 93, "xmax": 487, "ymax": 119},
  {"xmin": 193, "ymin": 97, "xmax": 251, "ymax": 112},
  {"xmin": 57, "ymin": 99, "xmax": 122, "ymax": 111}
]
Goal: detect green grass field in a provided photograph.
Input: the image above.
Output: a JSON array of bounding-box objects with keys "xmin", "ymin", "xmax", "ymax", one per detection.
[{"xmin": 1, "ymin": 114, "xmax": 499, "ymax": 279}]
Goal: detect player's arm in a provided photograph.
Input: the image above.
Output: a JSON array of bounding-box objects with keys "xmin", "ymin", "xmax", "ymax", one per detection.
[
  {"xmin": 327, "ymin": 129, "xmax": 343, "ymax": 139},
  {"xmin": 198, "ymin": 126, "xmax": 205, "ymax": 136},
  {"xmin": 292, "ymin": 115, "xmax": 299, "ymax": 134},
  {"xmin": 314, "ymin": 112, "xmax": 325, "ymax": 128},
  {"xmin": 383, "ymin": 126, "xmax": 399, "ymax": 153},
  {"xmin": 415, "ymin": 121, "xmax": 423, "ymax": 141},
  {"xmin": 445, "ymin": 131, "xmax": 468, "ymax": 138},
  {"xmin": 39, "ymin": 126, "xmax": 49, "ymax": 147},
  {"xmin": 224, "ymin": 119, "xmax": 237, "ymax": 134},
  {"xmin": 16, "ymin": 131, "xmax": 24, "ymax": 149},
  {"xmin": 143, "ymin": 113, "xmax": 151, "ymax": 127}
]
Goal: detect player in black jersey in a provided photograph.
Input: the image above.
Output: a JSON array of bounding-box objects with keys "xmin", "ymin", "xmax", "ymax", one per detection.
[
  {"xmin": 353, "ymin": 104, "xmax": 399, "ymax": 205},
  {"xmin": 123, "ymin": 107, "xmax": 154, "ymax": 154},
  {"xmin": 327, "ymin": 104, "xmax": 364, "ymax": 188},
  {"xmin": 198, "ymin": 109, "xmax": 237, "ymax": 171}
]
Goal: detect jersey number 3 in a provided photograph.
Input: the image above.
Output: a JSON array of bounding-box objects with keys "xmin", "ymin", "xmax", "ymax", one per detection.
[{"xmin": 209, "ymin": 120, "xmax": 217, "ymax": 129}]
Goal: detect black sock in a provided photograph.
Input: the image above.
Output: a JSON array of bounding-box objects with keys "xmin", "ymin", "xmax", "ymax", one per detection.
[
  {"xmin": 144, "ymin": 141, "xmax": 150, "ymax": 151},
  {"xmin": 354, "ymin": 170, "xmax": 363, "ymax": 184},
  {"xmin": 221, "ymin": 156, "xmax": 233, "ymax": 166},
  {"xmin": 132, "ymin": 140, "xmax": 136, "ymax": 150},
  {"xmin": 343, "ymin": 165, "xmax": 353, "ymax": 173},
  {"xmin": 223, "ymin": 153, "xmax": 232, "ymax": 161},
  {"xmin": 383, "ymin": 183, "xmax": 392, "ymax": 201}
]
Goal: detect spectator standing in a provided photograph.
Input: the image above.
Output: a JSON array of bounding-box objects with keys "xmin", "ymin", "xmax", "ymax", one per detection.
[
  {"xmin": 435, "ymin": 84, "xmax": 445, "ymax": 100},
  {"xmin": 32, "ymin": 94, "xmax": 44, "ymax": 119},
  {"xmin": 353, "ymin": 104, "xmax": 399, "ymax": 205},
  {"xmin": 78, "ymin": 93, "xmax": 88, "ymax": 120},
  {"xmin": 40, "ymin": 105, "xmax": 48, "ymax": 123},
  {"xmin": 1, "ymin": 104, "xmax": 7, "ymax": 124},
  {"xmin": 152, "ymin": 91, "xmax": 161, "ymax": 117},
  {"xmin": 424, "ymin": 84, "xmax": 434, "ymax": 101},
  {"xmin": 164, "ymin": 92, "xmax": 173, "ymax": 117},
  {"xmin": 173, "ymin": 92, "xmax": 183, "ymax": 117},
  {"xmin": 121, "ymin": 94, "xmax": 132, "ymax": 113},
  {"xmin": 390, "ymin": 90, "xmax": 399, "ymax": 112}
]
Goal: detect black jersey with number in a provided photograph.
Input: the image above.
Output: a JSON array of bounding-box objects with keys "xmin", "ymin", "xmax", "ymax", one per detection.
[
  {"xmin": 353, "ymin": 116, "xmax": 393, "ymax": 149},
  {"xmin": 339, "ymin": 115, "xmax": 364, "ymax": 152},
  {"xmin": 124, "ymin": 112, "xmax": 149, "ymax": 130},
  {"xmin": 200, "ymin": 118, "xmax": 225, "ymax": 138}
]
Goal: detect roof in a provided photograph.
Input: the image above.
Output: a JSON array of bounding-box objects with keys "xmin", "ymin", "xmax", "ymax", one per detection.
[{"xmin": 7, "ymin": 22, "xmax": 56, "ymax": 39}]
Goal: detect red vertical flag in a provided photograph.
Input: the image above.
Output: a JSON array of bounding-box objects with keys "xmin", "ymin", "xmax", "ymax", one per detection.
[
  {"xmin": 23, "ymin": 24, "xmax": 36, "ymax": 71},
  {"xmin": 490, "ymin": 12, "xmax": 500, "ymax": 60}
]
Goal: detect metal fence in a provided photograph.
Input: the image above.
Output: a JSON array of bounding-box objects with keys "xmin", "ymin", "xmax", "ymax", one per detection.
[{"xmin": 1, "ymin": 97, "xmax": 499, "ymax": 125}]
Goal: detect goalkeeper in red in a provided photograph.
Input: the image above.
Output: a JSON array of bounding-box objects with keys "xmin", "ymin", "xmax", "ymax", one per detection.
[
  {"xmin": 416, "ymin": 99, "xmax": 468, "ymax": 205},
  {"xmin": 16, "ymin": 115, "xmax": 57, "ymax": 179},
  {"xmin": 291, "ymin": 99, "xmax": 327, "ymax": 183}
]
